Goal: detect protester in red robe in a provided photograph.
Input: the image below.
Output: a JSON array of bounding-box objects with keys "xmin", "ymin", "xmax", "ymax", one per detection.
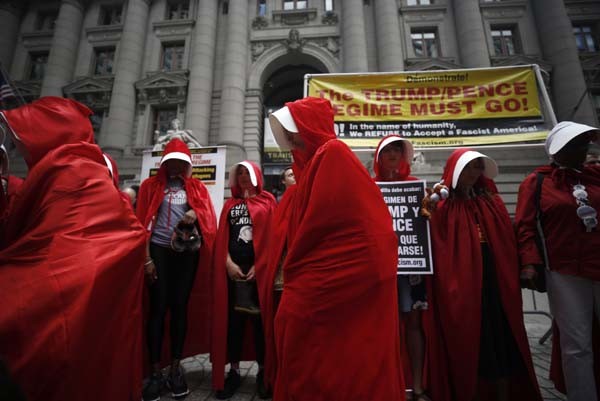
[
  {"xmin": 0, "ymin": 97, "xmax": 147, "ymax": 401},
  {"xmin": 258, "ymin": 183, "xmax": 297, "ymax": 392},
  {"xmin": 374, "ymin": 135, "xmax": 431, "ymax": 401},
  {"xmin": 426, "ymin": 148, "xmax": 541, "ymax": 401},
  {"xmin": 211, "ymin": 161, "xmax": 276, "ymax": 399},
  {"xmin": 267, "ymin": 97, "xmax": 405, "ymax": 401},
  {"xmin": 136, "ymin": 138, "xmax": 217, "ymax": 401},
  {"xmin": 515, "ymin": 121, "xmax": 600, "ymax": 401},
  {"xmin": 0, "ymin": 144, "xmax": 23, "ymax": 217}
]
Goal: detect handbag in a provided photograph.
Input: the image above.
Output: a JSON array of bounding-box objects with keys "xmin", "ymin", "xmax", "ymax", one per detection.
[
  {"xmin": 233, "ymin": 279, "xmax": 261, "ymax": 315},
  {"xmin": 171, "ymin": 221, "xmax": 202, "ymax": 252},
  {"xmin": 520, "ymin": 172, "xmax": 548, "ymax": 293}
]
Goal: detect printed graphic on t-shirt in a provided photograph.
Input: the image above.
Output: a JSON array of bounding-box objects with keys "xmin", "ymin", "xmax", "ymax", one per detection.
[{"xmin": 229, "ymin": 202, "xmax": 254, "ymax": 266}]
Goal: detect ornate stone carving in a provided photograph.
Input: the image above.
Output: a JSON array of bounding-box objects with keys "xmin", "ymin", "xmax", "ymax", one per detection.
[
  {"xmin": 321, "ymin": 11, "xmax": 338, "ymax": 25},
  {"xmin": 314, "ymin": 37, "xmax": 340, "ymax": 58},
  {"xmin": 284, "ymin": 29, "xmax": 307, "ymax": 53},
  {"xmin": 63, "ymin": 76, "xmax": 114, "ymax": 109},
  {"xmin": 152, "ymin": 118, "xmax": 202, "ymax": 150},
  {"xmin": 153, "ymin": 19, "xmax": 195, "ymax": 39},
  {"xmin": 252, "ymin": 16, "xmax": 268, "ymax": 30},
  {"xmin": 272, "ymin": 8, "xmax": 317, "ymax": 26},
  {"xmin": 85, "ymin": 25, "xmax": 123, "ymax": 44},
  {"xmin": 134, "ymin": 71, "xmax": 189, "ymax": 108}
]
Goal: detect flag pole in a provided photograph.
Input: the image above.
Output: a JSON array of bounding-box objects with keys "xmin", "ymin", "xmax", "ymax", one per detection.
[{"xmin": 0, "ymin": 61, "xmax": 26, "ymax": 106}]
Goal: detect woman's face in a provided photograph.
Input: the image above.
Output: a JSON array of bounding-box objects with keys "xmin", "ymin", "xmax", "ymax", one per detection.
[
  {"xmin": 285, "ymin": 129, "xmax": 305, "ymax": 150},
  {"xmin": 282, "ymin": 168, "xmax": 296, "ymax": 187},
  {"xmin": 554, "ymin": 132, "xmax": 594, "ymax": 168},
  {"xmin": 165, "ymin": 159, "xmax": 188, "ymax": 177},
  {"xmin": 379, "ymin": 143, "xmax": 404, "ymax": 173},
  {"xmin": 237, "ymin": 165, "xmax": 254, "ymax": 190},
  {"xmin": 457, "ymin": 157, "xmax": 485, "ymax": 190}
]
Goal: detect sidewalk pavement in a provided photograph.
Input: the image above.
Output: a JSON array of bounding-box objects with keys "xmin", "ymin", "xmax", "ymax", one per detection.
[{"xmin": 165, "ymin": 290, "xmax": 565, "ymax": 401}]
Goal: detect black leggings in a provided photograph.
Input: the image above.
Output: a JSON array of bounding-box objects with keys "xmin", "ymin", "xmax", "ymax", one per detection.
[{"xmin": 148, "ymin": 243, "xmax": 199, "ymax": 364}]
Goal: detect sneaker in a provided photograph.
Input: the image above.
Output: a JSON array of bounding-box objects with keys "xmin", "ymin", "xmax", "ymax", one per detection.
[
  {"xmin": 215, "ymin": 369, "xmax": 241, "ymax": 399},
  {"xmin": 256, "ymin": 369, "xmax": 271, "ymax": 399},
  {"xmin": 166, "ymin": 365, "xmax": 190, "ymax": 399},
  {"xmin": 142, "ymin": 372, "xmax": 163, "ymax": 401}
]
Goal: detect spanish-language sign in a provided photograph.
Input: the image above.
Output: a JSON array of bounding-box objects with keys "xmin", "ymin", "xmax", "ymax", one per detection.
[
  {"xmin": 377, "ymin": 180, "xmax": 433, "ymax": 275},
  {"xmin": 306, "ymin": 65, "xmax": 555, "ymax": 147},
  {"xmin": 141, "ymin": 146, "xmax": 226, "ymax": 217}
]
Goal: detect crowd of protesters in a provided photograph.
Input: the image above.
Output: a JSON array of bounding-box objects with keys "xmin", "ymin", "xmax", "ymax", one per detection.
[{"xmin": 0, "ymin": 95, "xmax": 598, "ymax": 401}]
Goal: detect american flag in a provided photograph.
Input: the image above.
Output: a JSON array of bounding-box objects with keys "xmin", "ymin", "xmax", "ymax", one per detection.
[{"xmin": 0, "ymin": 71, "xmax": 15, "ymax": 102}]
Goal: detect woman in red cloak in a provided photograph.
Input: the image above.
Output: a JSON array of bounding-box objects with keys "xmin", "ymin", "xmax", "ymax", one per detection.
[
  {"xmin": 515, "ymin": 121, "xmax": 600, "ymax": 401},
  {"xmin": 0, "ymin": 97, "xmax": 147, "ymax": 401},
  {"xmin": 211, "ymin": 161, "xmax": 276, "ymax": 399},
  {"xmin": 136, "ymin": 138, "xmax": 217, "ymax": 401},
  {"xmin": 374, "ymin": 135, "xmax": 431, "ymax": 401},
  {"xmin": 426, "ymin": 148, "xmax": 541, "ymax": 401},
  {"xmin": 267, "ymin": 97, "xmax": 405, "ymax": 401}
]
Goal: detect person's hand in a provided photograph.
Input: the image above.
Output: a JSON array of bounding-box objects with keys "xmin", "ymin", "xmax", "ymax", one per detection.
[
  {"xmin": 182, "ymin": 209, "xmax": 197, "ymax": 224},
  {"xmin": 520, "ymin": 264, "xmax": 537, "ymax": 281},
  {"xmin": 145, "ymin": 259, "xmax": 158, "ymax": 284},
  {"xmin": 226, "ymin": 261, "xmax": 246, "ymax": 280},
  {"xmin": 246, "ymin": 266, "xmax": 256, "ymax": 281}
]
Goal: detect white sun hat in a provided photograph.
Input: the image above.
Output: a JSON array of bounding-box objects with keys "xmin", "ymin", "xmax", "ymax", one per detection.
[
  {"xmin": 451, "ymin": 150, "xmax": 498, "ymax": 189},
  {"xmin": 545, "ymin": 121, "xmax": 600, "ymax": 156},
  {"xmin": 376, "ymin": 136, "xmax": 414, "ymax": 164},
  {"xmin": 268, "ymin": 106, "xmax": 299, "ymax": 150}
]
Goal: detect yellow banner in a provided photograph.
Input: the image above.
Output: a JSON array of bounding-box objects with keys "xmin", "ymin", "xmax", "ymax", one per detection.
[{"xmin": 307, "ymin": 67, "xmax": 541, "ymax": 121}]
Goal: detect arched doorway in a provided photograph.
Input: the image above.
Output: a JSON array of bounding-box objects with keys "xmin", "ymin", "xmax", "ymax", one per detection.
[{"xmin": 260, "ymin": 52, "xmax": 328, "ymax": 197}]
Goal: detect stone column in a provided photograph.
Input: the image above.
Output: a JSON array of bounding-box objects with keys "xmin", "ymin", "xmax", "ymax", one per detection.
[
  {"xmin": 0, "ymin": 2, "xmax": 23, "ymax": 71},
  {"xmin": 185, "ymin": 0, "xmax": 218, "ymax": 146},
  {"xmin": 532, "ymin": 0, "xmax": 596, "ymax": 124},
  {"xmin": 217, "ymin": 0, "xmax": 248, "ymax": 149},
  {"xmin": 101, "ymin": 0, "xmax": 150, "ymax": 154},
  {"xmin": 374, "ymin": 0, "xmax": 404, "ymax": 71},
  {"xmin": 40, "ymin": 0, "xmax": 84, "ymax": 97},
  {"xmin": 342, "ymin": 0, "xmax": 368, "ymax": 72},
  {"xmin": 452, "ymin": 0, "xmax": 490, "ymax": 68}
]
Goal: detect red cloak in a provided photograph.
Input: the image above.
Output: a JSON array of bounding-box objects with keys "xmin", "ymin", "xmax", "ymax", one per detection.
[
  {"xmin": 211, "ymin": 161, "xmax": 277, "ymax": 390},
  {"xmin": 427, "ymin": 148, "xmax": 541, "ymax": 401},
  {"xmin": 272, "ymin": 97, "xmax": 405, "ymax": 401},
  {"xmin": 0, "ymin": 97, "xmax": 147, "ymax": 401},
  {"xmin": 258, "ymin": 184, "xmax": 297, "ymax": 390},
  {"xmin": 136, "ymin": 140, "xmax": 217, "ymax": 363}
]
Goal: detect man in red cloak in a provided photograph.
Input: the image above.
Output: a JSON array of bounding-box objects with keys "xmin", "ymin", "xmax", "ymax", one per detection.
[
  {"xmin": 0, "ymin": 97, "xmax": 147, "ymax": 401},
  {"xmin": 426, "ymin": 148, "xmax": 541, "ymax": 401},
  {"xmin": 211, "ymin": 161, "xmax": 276, "ymax": 399},
  {"xmin": 267, "ymin": 97, "xmax": 405, "ymax": 401}
]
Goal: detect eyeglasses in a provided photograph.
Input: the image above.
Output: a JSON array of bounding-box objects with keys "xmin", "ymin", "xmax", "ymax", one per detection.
[{"xmin": 572, "ymin": 184, "xmax": 598, "ymax": 232}]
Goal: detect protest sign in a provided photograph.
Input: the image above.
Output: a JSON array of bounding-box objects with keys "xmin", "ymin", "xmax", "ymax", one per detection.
[
  {"xmin": 306, "ymin": 65, "xmax": 555, "ymax": 147},
  {"xmin": 377, "ymin": 180, "xmax": 433, "ymax": 275}
]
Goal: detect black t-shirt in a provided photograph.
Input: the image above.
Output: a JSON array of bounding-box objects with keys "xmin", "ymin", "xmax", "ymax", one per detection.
[{"xmin": 228, "ymin": 202, "xmax": 255, "ymax": 269}]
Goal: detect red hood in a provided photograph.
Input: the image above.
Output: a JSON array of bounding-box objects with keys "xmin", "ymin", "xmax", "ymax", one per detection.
[
  {"xmin": 441, "ymin": 148, "xmax": 497, "ymax": 193},
  {"xmin": 229, "ymin": 160, "xmax": 265, "ymax": 198},
  {"xmin": 2, "ymin": 97, "xmax": 94, "ymax": 169},
  {"xmin": 373, "ymin": 134, "xmax": 411, "ymax": 181},
  {"xmin": 156, "ymin": 138, "xmax": 193, "ymax": 182},
  {"xmin": 286, "ymin": 97, "xmax": 336, "ymax": 177}
]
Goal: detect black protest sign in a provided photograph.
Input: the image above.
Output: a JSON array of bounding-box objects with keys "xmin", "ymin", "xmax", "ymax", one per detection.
[{"xmin": 376, "ymin": 180, "xmax": 433, "ymax": 275}]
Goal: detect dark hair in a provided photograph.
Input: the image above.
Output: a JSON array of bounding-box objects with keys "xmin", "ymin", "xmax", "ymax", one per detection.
[
  {"xmin": 279, "ymin": 166, "xmax": 293, "ymax": 183},
  {"xmin": 130, "ymin": 184, "xmax": 140, "ymax": 194}
]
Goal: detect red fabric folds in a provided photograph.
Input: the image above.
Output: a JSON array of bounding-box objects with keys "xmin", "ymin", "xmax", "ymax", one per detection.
[
  {"xmin": 258, "ymin": 184, "xmax": 297, "ymax": 390},
  {"xmin": 0, "ymin": 97, "xmax": 147, "ymax": 401},
  {"xmin": 136, "ymin": 140, "xmax": 217, "ymax": 364},
  {"xmin": 427, "ymin": 150, "xmax": 541, "ymax": 401},
  {"xmin": 211, "ymin": 161, "xmax": 276, "ymax": 390},
  {"xmin": 273, "ymin": 97, "xmax": 405, "ymax": 401}
]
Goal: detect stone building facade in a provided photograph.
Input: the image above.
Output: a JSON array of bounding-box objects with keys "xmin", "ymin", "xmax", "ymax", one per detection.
[{"xmin": 2, "ymin": 0, "xmax": 600, "ymax": 204}]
